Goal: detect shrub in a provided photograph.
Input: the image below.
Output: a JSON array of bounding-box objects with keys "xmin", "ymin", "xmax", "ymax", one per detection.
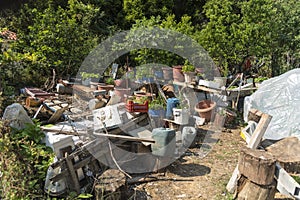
[{"xmin": 0, "ymin": 120, "xmax": 54, "ymax": 199}]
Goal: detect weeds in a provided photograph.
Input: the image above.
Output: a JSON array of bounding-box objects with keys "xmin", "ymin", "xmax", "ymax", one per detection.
[{"xmin": 0, "ymin": 120, "xmax": 54, "ymax": 199}]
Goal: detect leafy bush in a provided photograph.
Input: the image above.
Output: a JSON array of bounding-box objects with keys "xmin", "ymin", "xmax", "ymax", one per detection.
[
  {"xmin": 182, "ymin": 60, "xmax": 195, "ymax": 73},
  {"xmin": 0, "ymin": 120, "xmax": 54, "ymax": 199}
]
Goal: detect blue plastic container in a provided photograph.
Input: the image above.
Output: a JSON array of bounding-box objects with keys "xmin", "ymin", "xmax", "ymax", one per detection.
[
  {"xmin": 151, "ymin": 127, "xmax": 176, "ymax": 157},
  {"xmin": 148, "ymin": 109, "xmax": 166, "ymax": 118},
  {"xmin": 166, "ymin": 98, "xmax": 179, "ymax": 119}
]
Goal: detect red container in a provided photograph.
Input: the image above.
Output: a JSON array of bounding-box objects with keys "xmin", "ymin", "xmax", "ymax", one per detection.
[{"xmin": 126, "ymin": 100, "xmax": 149, "ymax": 113}]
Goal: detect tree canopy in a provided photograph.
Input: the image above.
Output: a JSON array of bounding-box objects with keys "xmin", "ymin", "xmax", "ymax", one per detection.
[{"xmin": 0, "ymin": 0, "xmax": 299, "ymax": 91}]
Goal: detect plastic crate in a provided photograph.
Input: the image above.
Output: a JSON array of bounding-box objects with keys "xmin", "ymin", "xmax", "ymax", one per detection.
[{"xmin": 126, "ymin": 100, "xmax": 148, "ymax": 113}]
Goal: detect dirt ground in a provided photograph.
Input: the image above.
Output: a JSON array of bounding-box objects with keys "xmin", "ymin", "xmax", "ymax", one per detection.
[{"xmin": 129, "ymin": 125, "xmax": 294, "ymax": 200}]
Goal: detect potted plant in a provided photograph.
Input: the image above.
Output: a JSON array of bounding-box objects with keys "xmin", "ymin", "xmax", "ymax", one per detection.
[
  {"xmin": 214, "ymin": 65, "xmax": 228, "ymax": 88},
  {"xmin": 182, "ymin": 60, "xmax": 196, "ymax": 83},
  {"xmin": 148, "ymin": 94, "xmax": 166, "ymax": 118},
  {"xmin": 126, "ymin": 96, "xmax": 149, "ymax": 113},
  {"xmin": 80, "ymin": 72, "xmax": 100, "ymax": 86},
  {"xmin": 172, "ymin": 65, "xmax": 184, "ymax": 82},
  {"xmin": 98, "ymin": 77, "xmax": 114, "ymax": 92}
]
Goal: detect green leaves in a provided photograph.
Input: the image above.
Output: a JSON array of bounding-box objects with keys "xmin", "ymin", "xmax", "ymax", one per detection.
[{"xmin": 0, "ymin": 120, "xmax": 54, "ymax": 199}]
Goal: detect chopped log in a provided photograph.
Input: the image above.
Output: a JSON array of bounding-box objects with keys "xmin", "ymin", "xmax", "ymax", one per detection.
[
  {"xmin": 238, "ymin": 147, "xmax": 276, "ymax": 185},
  {"xmin": 266, "ymin": 137, "xmax": 300, "ymax": 174},
  {"xmin": 94, "ymin": 169, "xmax": 126, "ymax": 200},
  {"xmin": 236, "ymin": 175, "xmax": 276, "ymax": 200},
  {"xmin": 226, "ymin": 111, "xmax": 272, "ymax": 193}
]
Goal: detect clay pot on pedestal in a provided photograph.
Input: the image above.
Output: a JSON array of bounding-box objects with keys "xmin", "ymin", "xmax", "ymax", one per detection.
[
  {"xmin": 172, "ymin": 66, "xmax": 184, "ymax": 82},
  {"xmin": 194, "ymin": 100, "xmax": 216, "ymax": 122}
]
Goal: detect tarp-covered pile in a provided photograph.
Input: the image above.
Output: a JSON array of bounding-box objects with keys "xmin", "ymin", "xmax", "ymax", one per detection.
[{"xmin": 244, "ymin": 68, "xmax": 300, "ymax": 140}]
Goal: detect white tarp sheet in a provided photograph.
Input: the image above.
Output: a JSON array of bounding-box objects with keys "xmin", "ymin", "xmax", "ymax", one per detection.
[{"xmin": 244, "ymin": 68, "xmax": 300, "ymax": 140}]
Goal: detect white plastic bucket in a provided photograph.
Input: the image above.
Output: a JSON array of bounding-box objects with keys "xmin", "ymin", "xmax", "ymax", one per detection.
[{"xmin": 173, "ymin": 108, "xmax": 189, "ymax": 125}]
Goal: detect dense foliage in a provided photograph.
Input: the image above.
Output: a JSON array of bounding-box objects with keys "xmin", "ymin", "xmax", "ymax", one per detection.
[
  {"xmin": 0, "ymin": 120, "xmax": 54, "ymax": 199},
  {"xmin": 0, "ymin": 0, "xmax": 299, "ymax": 92}
]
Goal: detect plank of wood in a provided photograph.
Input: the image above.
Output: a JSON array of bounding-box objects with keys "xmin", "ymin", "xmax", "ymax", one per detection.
[
  {"xmin": 50, "ymin": 156, "xmax": 93, "ymax": 183},
  {"xmin": 47, "ymin": 105, "xmax": 69, "ymax": 124},
  {"xmin": 248, "ymin": 113, "xmax": 272, "ymax": 148},
  {"xmin": 226, "ymin": 112, "xmax": 272, "ymax": 193},
  {"xmin": 65, "ymin": 153, "xmax": 81, "ymax": 194},
  {"xmin": 94, "ymin": 132, "xmax": 155, "ymax": 143}
]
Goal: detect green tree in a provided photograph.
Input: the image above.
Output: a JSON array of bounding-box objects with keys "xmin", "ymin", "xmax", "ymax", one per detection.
[
  {"xmin": 124, "ymin": 15, "xmax": 196, "ymax": 67},
  {"xmin": 22, "ymin": 0, "xmax": 98, "ymax": 79},
  {"xmin": 197, "ymin": 0, "xmax": 242, "ymax": 76},
  {"xmin": 124, "ymin": 0, "xmax": 174, "ymax": 24}
]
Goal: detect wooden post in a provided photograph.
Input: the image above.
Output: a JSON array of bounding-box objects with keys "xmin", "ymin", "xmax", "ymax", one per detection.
[
  {"xmin": 94, "ymin": 169, "xmax": 126, "ymax": 200},
  {"xmin": 226, "ymin": 109, "xmax": 272, "ymax": 193},
  {"xmin": 236, "ymin": 147, "xmax": 277, "ymax": 200}
]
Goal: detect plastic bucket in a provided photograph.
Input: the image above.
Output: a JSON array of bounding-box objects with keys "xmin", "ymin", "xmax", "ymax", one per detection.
[
  {"xmin": 173, "ymin": 108, "xmax": 189, "ymax": 125},
  {"xmin": 151, "ymin": 128, "xmax": 176, "ymax": 157}
]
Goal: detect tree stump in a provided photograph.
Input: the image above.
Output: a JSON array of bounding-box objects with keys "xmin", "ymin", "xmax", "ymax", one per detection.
[
  {"xmin": 94, "ymin": 169, "xmax": 127, "ymax": 200},
  {"xmin": 266, "ymin": 137, "xmax": 300, "ymax": 174},
  {"xmin": 237, "ymin": 176, "xmax": 277, "ymax": 200},
  {"xmin": 236, "ymin": 147, "xmax": 276, "ymax": 200}
]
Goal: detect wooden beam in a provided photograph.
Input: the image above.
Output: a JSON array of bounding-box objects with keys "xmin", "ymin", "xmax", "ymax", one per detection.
[
  {"xmin": 50, "ymin": 156, "xmax": 93, "ymax": 183},
  {"xmin": 94, "ymin": 132, "xmax": 155, "ymax": 143},
  {"xmin": 65, "ymin": 152, "xmax": 81, "ymax": 194}
]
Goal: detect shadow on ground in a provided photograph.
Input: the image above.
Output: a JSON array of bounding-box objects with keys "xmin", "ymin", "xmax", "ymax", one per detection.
[{"xmin": 167, "ymin": 162, "xmax": 211, "ymax": 177}]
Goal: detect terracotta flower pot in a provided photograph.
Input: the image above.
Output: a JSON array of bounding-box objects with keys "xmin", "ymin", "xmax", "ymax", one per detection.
[
  {"xmin": 98, "ymin": 83, "xmax": 114, "ymax": 92},
  {"xmin": 172, "ymin": 65, "xmax": 184, "ymax": 82},
  {"xmin": 184, "ymin": 72, "xmax": 196, "ymax": 83},
  {"xmin": 114, "ymin": 79, "xmax": 129, "ymax": 88},
  {"xmin": 162, "ymin": 67, "xmax": 173, "ymax": 80},
  {"xmin": 195, "ymin": 100, "xmax": 216, "ymax": 122}
]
